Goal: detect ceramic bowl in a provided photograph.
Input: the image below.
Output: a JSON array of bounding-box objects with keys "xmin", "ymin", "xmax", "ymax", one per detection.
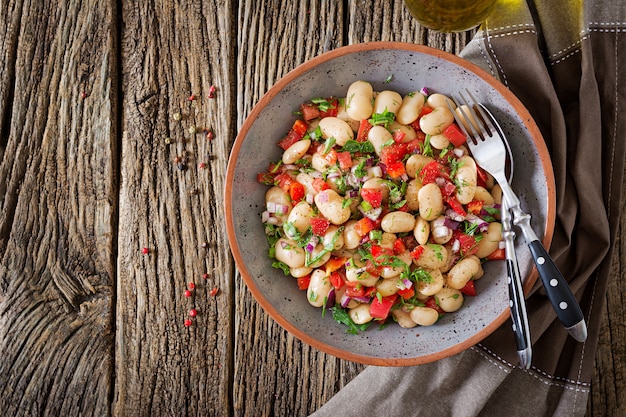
[{"xmin": 225, "ymin": 42, "xmax": 555, "ymax": 366}]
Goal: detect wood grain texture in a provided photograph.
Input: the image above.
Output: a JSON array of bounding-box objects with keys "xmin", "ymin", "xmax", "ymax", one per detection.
[
  {"xmin": 0, "ymin": 0, "xmax": 116, "ymax": 415},
  {"xmin": 115, "ymin": 1, "xmax": 236, "ymax": 416}
]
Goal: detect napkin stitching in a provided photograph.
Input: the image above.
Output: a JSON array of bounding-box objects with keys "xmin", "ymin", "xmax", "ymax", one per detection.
[
  {"xmin": 482, "ymin": 23, "xmax": 508, "ymax": 87},
  {"xmin": 475, "ymin": 343, "xmax": 591, "ymax": 387}
]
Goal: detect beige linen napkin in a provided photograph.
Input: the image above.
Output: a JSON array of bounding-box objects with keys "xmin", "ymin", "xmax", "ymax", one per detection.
[{"xmin": 311, "ymin": 1, "xmax": 626, "ymax": 416}]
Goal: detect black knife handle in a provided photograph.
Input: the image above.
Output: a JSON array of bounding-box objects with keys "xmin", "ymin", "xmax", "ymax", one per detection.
[
  {"xmin": 507, "ymin": 259, "xmax": 530, "ymax": 352},
  {"xmin": 528, "ymin": 240, "xmax": 584, "ymax": 328}
]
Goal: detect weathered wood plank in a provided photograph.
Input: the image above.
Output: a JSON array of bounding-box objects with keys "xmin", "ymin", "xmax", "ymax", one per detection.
[
  {"xmin": 115, "ymin": 1, "xmax": 236, "ymax": 415},
  {"xmin": 0, "ymin": 0, "xmax": 117, "ymax": 416}
]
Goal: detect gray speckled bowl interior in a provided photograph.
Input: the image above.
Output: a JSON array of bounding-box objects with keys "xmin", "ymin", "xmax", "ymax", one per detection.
[{"xmin": 226, "ymin": 42, "xmax": 555, "ymax": 366}]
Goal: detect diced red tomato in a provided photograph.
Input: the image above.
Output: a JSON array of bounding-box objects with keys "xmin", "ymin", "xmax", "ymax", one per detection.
[
  {"xmin": 455, "ymin": 232, "xmax": 479, "ymax": 257},
  {"xmin": 397, "ymin": 287, "xmax": 415, "ymax": 300},
  {"xmin": 319, "ymin": 97, "xmax": 339, "ymax": 118},
  {"xmin": 354, "ymin": 217, "xmax": 376, "ymax": 237},
  {"xmin": 278, "ymin": 129, "xmax": 303, "ymax": 150},
  {"xmin": 441, "ymin": 180, "xmax": 457, "ymax": 197},
  {"xmin": 442, "ymin": 123, "xmax": 467, "ymax": 147},
  {"xmin": 446, "ymin": 196, "xmax": 467, "ymax": 217},
  {"xmin": 300, "ymin": 103, "xmax": 320, "ymax": 121},
  {"xmin": 297, "ymin": 275, "xmax": 311, "ymax": 291},
  {"xmin": 325, "ymin": 256, "xmax": 347, "ymax": 273},
  {"xmin": 336, "ymin": 151, "xmax": 353, "ymax": 170},
  {"xmin": 380, "ymin": 142, "xmax": 408, "ymax": 166},
  {"xmin": 360, "ymin": 187, "xmax": 383, "ymax": 208},
  {"xmin": 289, "ymin": 181, "xmax": 305, "ymax": 202},
  {"xmin": 410, "ymin": 245, "xmax": 425, "ymax": 261},
  {"xmin": 292, "ymin": 119, "xmax": 308, "ymax": 137},
  {"xmin": 324, "ymin": 149, "xmax": 338, "ymax": 164},
  {"xmin": 393, "ymin": 238, "xmax": 406, "ymax": 255},
  {"xmin": 485, "ymin": 247, "xmax": 506, "ymax": 261},
  {"xmin": 420, "ymin": 161, "xmax": 449, "ymax": 184},
  {"xmin": 466, "ymin": 200, "xmax": 484, "ymax": 215},
  {"xmin": 424, "ymin": 296, "xmax": 445, "ymax": 314},
  {"xmin": 256, "ymin": 171, "xmax": 276, "ymax": 185},
  {"xmin": 369, "ymin": 294, "xmax": 398, "ymax": 320},
  {"xmin": 312, "ymin": 178, "xmax": 330, "ymax": 192},
  {"xmin": 275, "ymin": 172, "xmax": 295, "ymax": 192},
  {"xmin": 329, "ymin": 271, "xmax": 346, "ymax": 290},
  {"xmin": 476, "ymin": 165, "xmax": 490, "ymax": 188},
  {"xmin": 364, "ymin": 285, "xmax": 378, "ymax": 297},
  {"xmin": 405, "ymin": 137, "xmax": 425, "ymax": 154},
  {"xmin": 364, "ymin": 259, "xmax": 382, "ymax": 278},
  {"xmin": 460, "ymin": 280, "xmax": 477, "ymax": 296},
  {"xmin": 386, "ymin": 160, "xmax": 406, "ymax": 179},
  {"xmin": 310, "ymin": 216, "xmax": 330, "ymax": 236},
  {"xmin": 356, "ymin": 119, "xmax": 373, "ymax": 142},
  {"xmin": 371, "ymin": 245, "xmax": 393, "ymax": 262},
  {"xmin": 392, "ymin": 129, "xmax": 406, "ymax": 143},
  {"xmin": 345, "ymin": 282, "xmax": 364, "ymax": 298}
]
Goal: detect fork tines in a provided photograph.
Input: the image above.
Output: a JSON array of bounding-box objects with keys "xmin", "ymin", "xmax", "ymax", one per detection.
[{"xmin": 448, "ymin": 90, "xmax": 495, "ymax": 144}]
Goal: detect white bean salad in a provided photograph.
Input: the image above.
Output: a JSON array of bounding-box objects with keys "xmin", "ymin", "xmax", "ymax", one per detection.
[{"xmin": 257, "ymin": 80, "xmax": 504, "ymax": 334}]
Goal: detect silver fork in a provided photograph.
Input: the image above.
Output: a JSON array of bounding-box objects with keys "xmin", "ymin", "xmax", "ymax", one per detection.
[{"xmin": 448, "ymin": 90, "xmax": 587, "ymax": 343}]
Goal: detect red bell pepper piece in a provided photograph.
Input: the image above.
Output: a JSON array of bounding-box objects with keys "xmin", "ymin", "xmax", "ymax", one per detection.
[
  {"xmin": 397, "ymin": 287, "xmax": 415, "ymax": 300},
  {"xmin": 356, "ymin": 119, "xmax": 373, "ymax": 142},
  {"xmin": 460, "ymin": 280, "xmax": 477, "ymax": 296},
  {"xmin": 442, "ymin": 123, "xmax": 467, "ymax": 147},
  {"xmin": 354, "ymin": 217, "xmax": 376, "ymax": 237},
  {"xmin": 485, "ymin": 247, "xmax": 506, "ymax": 261},
  {"xmin": 289, "ymin": 181, "xmax": 305, "ymax": 202},
  {"xmin": 297, "ymin": 275, "xmax": 311, "ymax": 291},
  {"xmin": 369, "ymin": 294, "xmax": 398, "ymax": 320},
  {"xmin": 386, "ymin": 160, "xmax": 406, "ymax": 179},
  {"xmin": 360, "ymin": 187, "xmax": 383, "ymax": 208},
  {"xmin": 329, "ymin": 271, "xmax": 346, "ymax": 290}
]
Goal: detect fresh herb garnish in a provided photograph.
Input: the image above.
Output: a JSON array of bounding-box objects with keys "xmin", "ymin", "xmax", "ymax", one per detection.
[{"xmin": 330, "ymin": 306, "xmax": 372, "ymax": 334}]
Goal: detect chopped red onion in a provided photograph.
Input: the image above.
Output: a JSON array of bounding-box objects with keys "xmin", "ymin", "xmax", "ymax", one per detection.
[
  {"xmin": 453, "ymin": 148, "xmax": 465, "ymax": 158},
  {"xmin": 443, "ymin": 217, "xmax": 461, "ymax": 230},
  {"xmin": 368, "ymin": 166, "xmax": 383, "ymax": 178},
  {"xmin": 445, "ymin": 208, "xmax": 465, "ymax": 222},
  {"xmin": 401, "ymin": 278, "xmax": 413, "ymax": 289},
  {"xmin": 432, "ymin": 226, "xmax": 450, "ymax": 239},
  {"xmin": 347, "ymin": 189, "xmax": 359, "ymax": 198},
  {"xmin": 327, "ymin": 172, "xmax": 341, "ymax": 179},
  {"xmin": 352, "ymin": 266, "xmax": 367, "ymax": 274},
  {"xmin": 267, "ymin": 217, "xmax": 278, "ymax": 225},
  {"xmin": 261, "ymin": 211, "xmax": 270, "ymax": 223},
  {"xmin": 340, "ymin": 294, "xmax": 351, "ymax": 308},
  {"xmin": 420, "ymin": 86, "xmax": 429, "ymax": 96},
  {"xmin": 305, "ymin": 193, "xmax": 314, "ymax": 204},
  {"xmin": 326, "ymin": 288, "xmax": 336, "ymax": 308},
  {"xmin": 359, "ymin": 206, "xmax": 382, "ymax": 221},
  {"xmin": 451, "ymin": 239, "xmax": 460, "ymax": 253},
  {"xmin": 352, "ymin": 295, "xmax": 372, "ymax": 303}
]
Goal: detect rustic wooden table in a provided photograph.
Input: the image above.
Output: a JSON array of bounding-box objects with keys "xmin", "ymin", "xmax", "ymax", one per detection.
[{"xmin": 0, "ymin": 1, "xmax": 623, "ymax": 416}]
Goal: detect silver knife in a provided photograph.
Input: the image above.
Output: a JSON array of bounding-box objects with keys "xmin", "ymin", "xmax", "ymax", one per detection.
[{"xmin": 502, "ymin": 197, "xmax": 532, "ymax": 369}]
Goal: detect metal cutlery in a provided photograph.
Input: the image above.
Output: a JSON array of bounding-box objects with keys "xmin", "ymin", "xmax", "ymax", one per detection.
[{"xmin": 448, "ymin": 90, "xmax": 587, "ymax": 343}]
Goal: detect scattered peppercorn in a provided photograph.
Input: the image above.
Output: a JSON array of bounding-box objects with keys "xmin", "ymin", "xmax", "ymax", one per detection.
[
  {"xmin": 188, "ymin": 125, "xmax": 197, "ymax": 134},
  {"xmin": 198, "ymin": 162, "xmax": 207, "ymax": 169},
  {"xmin": 188, "ymin": 282, "xmax": 195, "ymax": 290},
  {"xmin": 165, "ymin": 137, "xmax": 172, "ymax": 144},
  {"xmin": 208, "ymin": 85, "xmax": 216, "ymax": 98},
  {"xmin": 201, "ymin": 242, "xmax": 208, "ymax": 249},
  {"xmin": 173, "ymin": 112, "xmax": 182, "ymax": 121},
  {"xmin": 209, "ymin": 287, "xmax": 219, "ymax": 297},
  {"xmin": 184, "ymin": 290, "xmax": 192, "ymax": 298},
  {"xmin": 141, "ymin": 247, "xmax": 149, "ymax": 255},
  {"xmin": 188, "ymin": 94, "xmax": 196, "ymax": 101},
  {"xmin": 80, "ymin": 91, "xmax": 88, "ymax": 99},
  {"xmin": 177, "ymin": 163, "xmax": 187, "ymax": 171},
  {"xmin": 184, "ymin": 319, "xmax": 193, "ymax": 327},
  {"xmin": 205, "ymin": 130, "xmax": 214, "ymax": 140},
  {"xmin": 189, "ymin": 309, "xmax": 198, "ymax": 317},
  {"xmin": 202, "ymin": 273, "xmax": 209, "ymax": 280}
]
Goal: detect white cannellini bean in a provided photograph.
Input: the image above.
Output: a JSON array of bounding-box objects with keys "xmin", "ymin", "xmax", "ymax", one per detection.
[
  {"xmin": 418, "ymin": 182, "xmax": 443, "ymax": 221},
  {"xmin": 373, "ymin": 90, "xmax": 403, "ymax": 115},
  {"xmin": 345, "ymin": 258, "xmax": 379, "ymax": 287},
  {"xmin": 342, "ymin": 220, "xmax": 361, "ymax": 250},
  {"xmin": 413, "ymin": 216, "xmax": 430, "ymax": 245},
  {"xmin": 413, "ymin": 244, "xmax": 449, "ymax": 270},
  {"xmin": 284, "ymin": 201, "xmax": 314, "ymax": 239},
  {"xmin": 318, "ymin": 116, "xmax": 355, "ymax": 146},
  {"xmin": 265, "ymin": 186, "xmax": 292, "ymax": 225},
  {"xmin": 435, "ymin": 287, "xmax": 464, "ymax": 312},
  {"xmin": 446, "ymin": 256, "xmax": 482, "ymax": 289},
  {"xmin": 409, "ymin": 306, "xmax": 440, "ymax": 326},
  {"xmin": 314, "ymin": 189, "xmax": 351, "ymax": 225},
  {"xmin": 367, "ymin": 125, "xmax": 393, "ymax": 155},
  {"xmin": 396, "ymin": 92, "xmax": 425, "ymax": 125},
  {"xmin": 307, "ymin": 269, "xmax": 333, "ymax": 307},
  {"xmin": 290, "ymin": 266, "xmax": 313, "ymax": 278},
  {"xmin": 419, "ymin": 106, "xmax": 455, "ymax": 135},
  {"xmin": 380, "ymin": 250, "xmax": 412, "ymax": 279},
  {"xmin": 392, "ymin": 309, "xmax": 419, "ymax": 328},
  {"xmin": 473, "ymin": 186, "xmax": 495, "ymax": 205},
  {"xmin": 405, "ymin": 154, "xmax": 434, "ymax": 178},
  {"xmin": 322, "ymin": 225, "xmax": 345, "ymax": 251},
  {"xmin": 474, "ymin": 221, "xmax": 503, "ymax": 258},
  {"xmin": 416, "ymin": 268, "xmax": 444, "ymax": 296},
  {"xmin": 274, "ymin": 238, "xmax": 306, "ymax": 268},
  {"xmin": 307, "ymin": 244, "xmax": 332, "ymax": 268},
  {"xmin": 455, "ymin": 156, "xmax": 477, "ymax": 204},
  {"xmin": 429, "ymin": 133, "xmax": 450, "ymax": 150},
  {"xmin": 311, "ymin": 152, "xmax": 334, "ymax": 173},
  {"xmin": 426, "ymin": 93, "xmax": 455, "ymax": 109},
  {"xmin": 282, "ymin": 139, "xmax": 311, "ymax": 164},
  {"xmin": 376, "ymin": 277, "xmax": 401, "ymax": 297},
  {"xmin": 405, "ymin": 179, "xmax": 422, "ymax": 211},
  {"xmin": 346, "ymin": 80, "xmax": 374, "ymax": 121},
  {"xmin": 381, "ymin": 211, "xmax": 416, "ymax": 234},
  {"xmin": 349, "ymin": 303, "xmax": 374, "ymax": 325}
]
